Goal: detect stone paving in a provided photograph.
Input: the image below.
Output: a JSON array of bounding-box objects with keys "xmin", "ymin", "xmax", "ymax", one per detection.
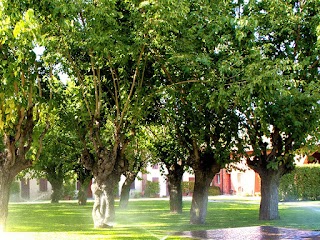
[{"xmin": 175, "ymin": 226, "xmax": 320, "ymax": 239}]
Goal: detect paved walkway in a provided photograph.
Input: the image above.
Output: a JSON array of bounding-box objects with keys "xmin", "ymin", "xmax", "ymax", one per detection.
[{"xmin": 175, "ymin": 226, "xmax": 320, "ymax": 239}]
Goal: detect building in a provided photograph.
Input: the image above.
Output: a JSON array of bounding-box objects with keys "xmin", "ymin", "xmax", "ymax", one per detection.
[
  {"xmin": 14, "ymin": 153, "xmax": 311, "ymax": 202},
  {"xmin": 10, "ymin": 178, "xmax": 52, "ymax": 202},
  {"xmin": 119, "ymin": 160, "xmax": 262, "ymax": 198}
]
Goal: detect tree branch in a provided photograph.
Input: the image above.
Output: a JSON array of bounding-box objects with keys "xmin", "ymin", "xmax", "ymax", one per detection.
[
  {"xmin": 117, "ymin": 44, "xmax": 146, "ymax": 134},
  {"xmin": 89, "ymin": 49, "xmax": 101, "ymax": 119},
  {"xmin": 35, "ymin": 121, "xmax": 50, "ymax": 161},
  {"xmin": 108, "ymin": 55, "xmax": 121, "ymax": 122}
]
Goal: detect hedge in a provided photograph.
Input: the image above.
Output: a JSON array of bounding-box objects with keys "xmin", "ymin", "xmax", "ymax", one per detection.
[
  {"xmin": 144, "ymin": 181, "xmax": 160, "ymax": 198},
  {"xmin": 10, "ymin": 181, "xmax": 20, "ymax": 195},
  {"xmin": 182, "ymin": 182, "xmax": 221, "ymax": 196},
  {"xmin": 279, "ymin": 165, "xmax": 320, "ymax": 201},
  {"xmin": 208, "ymin": 186, "xmax": 221, "ymax": 196},
  {"xmin": 182, "ymin": 181, "xmax": 194, "ymax": 196}
]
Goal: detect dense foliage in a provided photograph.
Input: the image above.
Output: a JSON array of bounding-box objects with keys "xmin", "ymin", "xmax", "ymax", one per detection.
[
  {"xmin": 144, "ymin": 181, "xmax": 160, "ymax": 198},
  {"xmin": 0, "ymin": 0, "xmax": 319, "ymax": 229},
  {"xmin": 279, "ymin": 165, "xmax": 320, "ymax": 201}
]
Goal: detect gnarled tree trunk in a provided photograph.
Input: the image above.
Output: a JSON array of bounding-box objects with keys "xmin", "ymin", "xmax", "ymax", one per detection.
[
  {"xmin": 166, "ymin": 163, "xmax": 184, "ymax": 214},
  {"xmin": 190, "ymin": 168, "xmax": 216, "ymax": 224},
  {"xmin": 0, "ymin": 155, "xmax": 34, "ymax": 231},
  {"xmin": 82, "ymin": 145, "xmax": 126, "ymax": 228},
  {"xmin": 248, "ymin": 155, "xmax": 291, "ymax": 220},
  {"xmin": 188, "ymin": 149, "xmax": 221, "ymax": 225},
  {"xmin": 0, "ymin": 129, "xmax": 39, "ymax": 231},
  {"xmin": 0, "ymin": 172, "xmax": 14, "ymax": 232},
  {"xmin": 49, "ymin": 178, "xmax": 63, "ymax": 203},
  {"xmin": 91, "ymin": 180, "xmax": 104, "ymax": 228},
  {"xmin": 119, "ymin": 173, "xmax": 136, "ymax": 209},
  {"xmin": 102, "ymin": 171, "xmax": 120, "ymax": 224},
  {"xmin": 91, "ymin": 171, "xmax": 120, "ymax": 228},
  {"xmin": 258, "ymin": 170, "xmax": 282, "ymax": 220},
  {"xmin": 247, "ymin": 126, "xmax": 295, "ymax": 220},
  {"xmin": 78, "ymin": 180, "xmax": 90, "ymax": 205}
]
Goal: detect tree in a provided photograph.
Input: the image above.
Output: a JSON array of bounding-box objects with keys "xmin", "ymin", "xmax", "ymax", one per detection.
[
  {"xmin": 119, "ymin": 161, "xmax": 143, "ymax": 209},
  {"xmin": 0, "ymin": 4, "xmax": 51, "ymax": 230},
  {"xmin": 119, "ymin": 134, "xmax": 148, "ymax": 209},
  {"xmin": 151, "ymin": 126, "xmax": 187, "ymax": 214},
  {"xmin": 236, "ymin": 0, "xmax": 320, "ymax": 220},
  {"xmin": 150, "ymin": 1, "xmax": 243, "ymax": 224},
  {"xmin": 39, "ymin": 0, "xmax": 157, "ymax": 228},
  {"xmin": 32, "ymin": 120, "xmax": 79, "ymax": 203},
  {"xmin": 75, "ymin": 161, "xmax": 92, "ymax": 205},
  {"xmin": 178, "ymin": 85, "xmax": 241, "ymax": 225}
]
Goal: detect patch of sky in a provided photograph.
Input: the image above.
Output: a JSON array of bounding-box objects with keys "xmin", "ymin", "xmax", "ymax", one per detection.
[{"xmin": 33, "ymin": 46, "xmax": 69, "ymax": 84}]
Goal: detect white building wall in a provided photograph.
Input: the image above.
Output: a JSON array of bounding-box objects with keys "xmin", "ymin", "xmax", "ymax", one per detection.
[
  {"xmin": 145, "ymin": 164, "xmax": 167, "ymax": 197},
  {"xmin": 119, "ymin": 163, "xmax": 169, "ymax": 197},
  {"xmin": 229, "ymin": 160, "xmax": 257, "ymax": 196},
  {"xmin": 182, "ymin": 171, "xmax": 194, "ymax": 182},
  {"xmin": 28, "ymin": 179, "xmax": 52, "ymax": 201},
  {"xmin": 119, "ymin": 173, "xmax": 143, "ymax": 198},
  {"xmin": 134, "ymin": 172, "xmax": 143, "ymax": 192},
  {"xmin": 229, "ymin": 169, "xmax": 256, "ymax": 196},
  {"xmin": 13, "ymin": 178, "xmax": 52, "ymax": 202}
]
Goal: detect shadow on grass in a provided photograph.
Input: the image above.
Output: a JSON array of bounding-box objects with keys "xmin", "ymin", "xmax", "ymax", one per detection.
[{"xmin": 7, "ymin": 199, "xmax": 320, "ymax": 239}]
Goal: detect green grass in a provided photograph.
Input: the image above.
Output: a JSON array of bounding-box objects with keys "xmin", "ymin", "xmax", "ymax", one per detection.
[{"xmin": 5, "ymin": 198, "xmax": 320, "ymax": 239}]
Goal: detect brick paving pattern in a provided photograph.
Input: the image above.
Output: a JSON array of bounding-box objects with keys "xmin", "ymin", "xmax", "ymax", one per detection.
[{"xmin": 175, "ymin": 226, "xmax": 320, "ymax": 239}]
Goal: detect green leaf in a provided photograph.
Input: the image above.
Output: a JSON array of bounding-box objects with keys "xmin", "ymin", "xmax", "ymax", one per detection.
[
  {"xmin": 25, "ymin": 9, "xmax": 34, "ymax": 22},
  {"xmin": 139, "ymin": 1, "xmax": 150, "ymax": 9},
  {"xmin": 13, "ymin": 21, "xmax": 24, "ymax": 38}
]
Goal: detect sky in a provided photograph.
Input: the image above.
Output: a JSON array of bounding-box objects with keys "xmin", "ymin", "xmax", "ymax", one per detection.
[{"xmin": 34, "ymin": 46, "xmax": 68, "ymax": 84}]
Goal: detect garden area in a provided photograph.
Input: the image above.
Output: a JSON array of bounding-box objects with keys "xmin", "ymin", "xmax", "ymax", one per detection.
[
  {"xmin": 4, "ymin": 197, "xmax": 320, "ymax": 239},
  {"xmin": 1, "ymin": 0, "xmax": 320, "ymax": 237}
]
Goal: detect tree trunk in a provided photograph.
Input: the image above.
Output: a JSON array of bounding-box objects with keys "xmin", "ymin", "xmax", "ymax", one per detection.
[
  {"xmin": 119, "ymin": 174, "xmax": 136, "ymax": 209},
  {"xmin": 190, "ymin": 169, "xmax": 215, "ymax": 224},
  {"xmin": 0, "ymin": 148, "xmax": 33, "ymax": 231},
  {"xmin": 49, "ymin": 179, "xmax": 63, "ymax": 203},
  {"xmin": 0, "ymin": 173, "xmax": 13, "ymax": 232},
  {"xmin": 78, "ymin": 180, "xmax": 90, "ymax": 205},
  {"xmin": 81, "ymin": 143, "xmax": 128, "ymax": 228},
  {"xmin": 102, "ymin": 172, "xmax": 118, "ymax": 224},
  {"xmin": 92, "ymin": 171, "xmax": 120, "ymax": 228},
  {"xmin": 91, "ymin": 179, "xmax": 104, "ymax": 228},
  {"xmin": 259, "ymin": 171, "xmax": 281, "ymax": 220},
  {"xmin": 76, "ymin": 165, "xmax": 92, "ymax": 206},
  {"xmin": 0, "ymin": 105, "xmax": 44, "ymax": 231},
  {"xmin": 168, "ymin": 176, "xmax": 183, "ymax": 214},
  {"xmin": 167, "ymin": 164, "xmax": 184, "ymax": 214}
]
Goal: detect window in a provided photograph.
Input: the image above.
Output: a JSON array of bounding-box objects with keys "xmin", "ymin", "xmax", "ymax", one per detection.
[
  {"xmin": 39, "ymin": 178, "xmax": 48, "ymax": 192},
  {"xmin": 130, "ymin": 181, "xmax": 135, "ymax": 190},
  {"xmin": 216, "ymin": 174, "xmax": 221, "ymax": 185}
]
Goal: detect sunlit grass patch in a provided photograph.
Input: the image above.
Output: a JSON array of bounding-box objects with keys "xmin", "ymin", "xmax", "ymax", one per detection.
[{"xmin": 6, "ymin": 198, "xmax": 320, "ymax": 239}]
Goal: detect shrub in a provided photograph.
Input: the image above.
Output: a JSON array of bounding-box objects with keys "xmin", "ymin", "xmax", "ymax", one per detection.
[
  {"xmin": 279, "ymin": 165, "xmax": 320, "ymax": 201},
  {"xmin": 182, "ymin": 181, "xmax": 194, "ymax": 195},
  {"xmin": 10, "ymin": 181, "xmax": 20, "ymax": 195},
  {"xmin": 132, "ymin": 190, "xmax": 142, "ymax": 198},
  {"xmin": 144, "ymin": 181, "xmax": 160, "ymax": 198},
  {"xmin": 63, "ymin": 179, "xmax": 76, "ymax": 200},
  {"xmin": 279, "ymin": 171, "xmax": 298, "ymax": 201},
  {"xmin": 208, "ymin": 186, "xmax": 221, "ymax": 196}
]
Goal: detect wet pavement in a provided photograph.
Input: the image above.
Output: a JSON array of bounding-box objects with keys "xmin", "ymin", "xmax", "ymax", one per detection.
[{"xmin": 175, "ymin": 226, "xmax": 320, "ymax": 239}]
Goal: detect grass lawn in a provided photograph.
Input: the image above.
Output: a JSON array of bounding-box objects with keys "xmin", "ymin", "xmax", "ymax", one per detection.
[{"xmin": 4, "ymin": 197, "xmax": 320, "ymax": 239}]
